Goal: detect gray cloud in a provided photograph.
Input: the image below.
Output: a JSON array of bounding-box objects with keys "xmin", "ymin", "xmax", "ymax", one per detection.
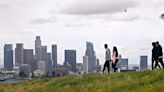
[
  {"xmin": 31, "ymin": 17, "xmax": 57, "ymax": 24},
  {"xmin": 60, "ymin": 0, "xmax": 138, "ymax": 15}
]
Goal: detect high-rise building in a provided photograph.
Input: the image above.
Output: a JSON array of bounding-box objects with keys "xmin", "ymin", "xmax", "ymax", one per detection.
[
  {"xmin": 35, "ymin": 45, "xmax": 48, "ymax": 74},
  {"xmin": 23, "ymin": 49, "xmax": 35, "ymax": 72},
  {"xmin": 15, "ymin": 43, "xmax": 24, "ymax": 66},
  {"xmin": 85, "ymin": 42, "xmax": 96, "ymax": 72},
  {"xmin": 4, "ymin": 44, "xmax": 13, "ymax": 71},
  {"xmin": 38, "ymin": 61, "xmax": 46, "ymax": 75},
  {"xmin": 52, "ymin": 44, "xmax": 57, "ymax": 68},
  {"xmin": 35, "ymin": 36, "xmax": 41, "ymax": 69},
  {"xmin": 83, "ymin": 55, "xmax": 88, "ymax": 73},
  {"xmin": 65, "ymin": 50, "xmax": 76, "ymax": 72},
  {"xmin": 36, "ymin": 46, "xmax": 47, "ymax": 61},
  {"xmin": 35, "ymin": 36, "xmax": 41, "ymax": 55},
  {"xmin": 140, "ymin": 56, "xmax": 148, "ymax": 71},
  {"xmin": 46, "ymin": 53, "xmax": 52, "ymax": 76},
  {"xmin": 40, "ymin": 46, "xmax": 47, "ymax": 61}
]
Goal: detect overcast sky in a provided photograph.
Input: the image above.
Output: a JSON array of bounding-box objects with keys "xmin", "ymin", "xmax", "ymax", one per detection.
[{"xmin": 0, "ymin": 0, "xmax": 164, "ymax": 65}]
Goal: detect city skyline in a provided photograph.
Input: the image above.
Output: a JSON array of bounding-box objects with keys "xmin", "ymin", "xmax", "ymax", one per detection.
[
  {"xmin": 2, "ymin": 36, "xmax": 152, "ymax": 67},
  {"xmin": 0, "ymin": 36, "xmax": 162, "ymax": 66},
  {"xmin": 0, "ymin": 0, "xmax": 164, "ymax": 65}
]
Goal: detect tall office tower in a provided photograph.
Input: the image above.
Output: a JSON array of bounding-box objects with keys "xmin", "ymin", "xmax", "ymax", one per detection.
[
  {"xmin": 52, "ymin": 44, "xmax": 57, "ymax": 68},
  {"xmin": 38, "ymin": 61, "xmax": 46, "ymax": 75},
  {"xmin": 4, "ymin": 44, "xmax": 13, "ymax": 71},
  {"xmin": 35, "ymin": 36, "xmax": 42, "ymax": 69},
  {"xmin": 40, "ymin": 46, "xmax": 47, "ymax": 61},
  {"xmin": 35, "ymin": 36, "xmax": 41, "ymax": 55},
  {"xmin": 23, "ymin": 49, "xmax": 35, "ymax": 72},
  {"xmin": 35, "ymin": 46, "xmax": 47, "ymax": 62},
  {"xmin": 83, "ymin": 55, "xmax": 88, "ymax": 73},
  {"xmin": 85, "ymin": 42, "xmax": 96, "ymax": 72},
  {"xmin": 46, "ymin": 53, "xmax": 52, "ymax": 76},
  {"xmin": 65, "ymin": 50, "xmax": 77, "ymax": 72},
  {"xmin": 15, "ymin": 43, "xmax": 24, "ymax": 66},
  {"xmin": 140, "ymin": 56, "xmax": 148, "ymax": 71}
]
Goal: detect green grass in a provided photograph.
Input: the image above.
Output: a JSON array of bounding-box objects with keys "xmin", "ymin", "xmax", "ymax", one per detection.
[{"xmin": 0, "ymin": 70, "xmax": 164, "ymax": 92}]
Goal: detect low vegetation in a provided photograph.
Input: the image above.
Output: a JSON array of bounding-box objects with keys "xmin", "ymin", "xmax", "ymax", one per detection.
[{"xmin": 0, "ymin": 70, "xmax": 163, "ymax": 92}]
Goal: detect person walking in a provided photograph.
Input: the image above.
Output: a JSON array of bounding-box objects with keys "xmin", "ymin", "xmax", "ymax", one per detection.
[
  {"xmin": 155, "ymin": 41, "xmax": 164, "ymax": 69},
  {"xmin": 112, "ymin": 46, "xmax": 119, "ymax": 72},
  {"xmin": 102, "ymin": 44, "xmax": 111, "ymax": 74},
  {"xmin": 152, "ymin": 42, "xmax": 161, "ymax": 70}
]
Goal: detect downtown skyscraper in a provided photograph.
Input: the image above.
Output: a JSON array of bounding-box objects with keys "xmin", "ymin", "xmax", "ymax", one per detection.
[
  {"xmin": 15, "ymin": 43, "xmax": 24, "ymax": 66},
  {"xmin": 35, "ymin": 36, "xmax": 42, "ymax": 69},
  {"xmin": 65, "ymin": 50, "xmax": 77, "ymax": 72},
  {"xmin": 34, "ymin": 36, "xmax": 53, "ymax": 76},
  {"xmin": 140, "ymin": 56, "xmax": 148, "ymax": 71},
  {"xmin": 35, "ymin": 36, "xmax": 41, "ymax": 55},
  {"xmin": 52, "ymin": 44, "xmax": 57, "ymax": 68},
  {"xmin": 4, "ymin": 44, "xmax": 13, "ymax": 71},
  {"xmin": 83, "ymin": 55, "xmax": 88, "ymax": 73},
  {"xmin": 85, "ymin": 42, "xmax": 97, "ymax": 72},
  {"xmin": 23, "ymin": 49, "xmax": 35, "ymax": 72},
  {"xmin": 46, "ymin": 53, "xmax": 53, "ymax": 76}
]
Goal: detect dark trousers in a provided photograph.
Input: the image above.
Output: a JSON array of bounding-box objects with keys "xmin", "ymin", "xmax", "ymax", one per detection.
[
  {"xmin": 103, "ymin": 60, "xmax": 110, "ymax": 73},
  {"xmin": 153, "ymin": 59, "xmax": 161, "ymax": 70},
  {"xmin": 152, "ymin": 59, "xmax": 154, "ymax": 70},
  {"xmin": 112, "ymin": 59, "xmax": 118, "ymax": 72},
  {"xmin": 155, "ymin": 58, "xmax": 164, "ymax": 69}
]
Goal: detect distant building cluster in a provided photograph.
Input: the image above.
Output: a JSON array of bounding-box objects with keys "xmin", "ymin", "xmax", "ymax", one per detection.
[
  {"xmin": 4, "ymin": 36, "xmax": 57, "ymax": 77},
  {"xmin": 3, "ymin": 36, "xmax": 101, "ymax": 77},
  {"xmin": 3, "ymin": 36, "xmax": 149, "ymax": 78}
]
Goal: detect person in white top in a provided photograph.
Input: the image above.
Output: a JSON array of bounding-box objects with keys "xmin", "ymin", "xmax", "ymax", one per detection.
[
  {"xmin": 112, "ymin": 46, "xmax": 119, "ymax": 72},
  {"xmin": 102, "ymin": 44, "xmax": 111, "ymax": 74}
]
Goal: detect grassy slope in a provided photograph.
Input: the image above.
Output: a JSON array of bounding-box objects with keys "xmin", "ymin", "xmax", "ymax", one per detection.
[{"xmin": 0, "ymin": 70, "xmax": 164, "ymax": 92}]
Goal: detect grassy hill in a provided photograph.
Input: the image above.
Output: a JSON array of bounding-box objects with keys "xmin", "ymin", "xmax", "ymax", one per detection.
[{"xmin": 0, "ymin": 70, "xmax": 164, "ymax": 92}]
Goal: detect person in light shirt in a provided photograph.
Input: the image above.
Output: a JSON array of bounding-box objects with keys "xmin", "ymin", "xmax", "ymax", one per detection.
[
  {"xmin": 112, "ymin": 46, "xmax": 119, "ymax": 72},
  {"xmin": 102, "ymin": 44, "xmax": 111, "ymax": 74}
]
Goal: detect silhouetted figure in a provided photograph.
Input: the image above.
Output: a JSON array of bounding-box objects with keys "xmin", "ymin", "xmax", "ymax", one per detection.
[
  {"xmin": 152, "ymin": 42, "xmax": 161, "ymax": 70},
  {"xmin": 155, "ymin": 41, "xmax": 164, "ymax": 69},
  {"xmin": 102, "ymin": 44, "xmax": 111, "ymax": 74},
  {"xmin": 112, "ymin": 46, "xmax": 119, "ymax": 72}
]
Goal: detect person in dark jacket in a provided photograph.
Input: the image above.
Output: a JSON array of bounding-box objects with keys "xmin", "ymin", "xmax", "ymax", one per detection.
[
  {"xmin": 155, "ymin": 41, "xmax": 164, "ymax": 69},
  {"xmin": 152, "ymin": 42, "xmax": 161, "ymax": 70}
]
